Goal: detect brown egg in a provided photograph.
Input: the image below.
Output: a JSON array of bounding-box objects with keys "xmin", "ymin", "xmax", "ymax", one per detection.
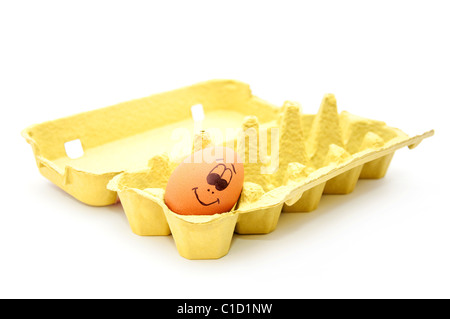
[{"xmin": 164, "ymin": 146, "xmax": 244, "ymax": 215}]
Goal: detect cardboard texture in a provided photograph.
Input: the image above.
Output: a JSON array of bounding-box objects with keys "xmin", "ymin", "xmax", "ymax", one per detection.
[{"xmin": 22, "ymin": 79, "xmax": 434, "ymax": 259}]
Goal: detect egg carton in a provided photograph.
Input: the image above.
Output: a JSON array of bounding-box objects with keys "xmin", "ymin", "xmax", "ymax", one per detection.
[{"xmin": 22, "ymin": 80, "xmax": 433, "ymax": 259}]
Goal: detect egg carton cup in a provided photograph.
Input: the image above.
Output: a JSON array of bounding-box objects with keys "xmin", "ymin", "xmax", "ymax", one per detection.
[
  {"xmin": 22, "ymin": 79, "xmax": 433, "ymax": 259},
  {"xmin": 107, "ymin": 129, "xmax": 431, "ymax": 259},
  {"xmin": 107, "ymin": 98, "xmax": 433, "ymax": 259}
]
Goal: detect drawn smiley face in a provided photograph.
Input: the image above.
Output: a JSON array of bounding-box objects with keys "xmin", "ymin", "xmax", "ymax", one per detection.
[
  {"xmin": 165, "ymin": 147, "xmax": 244, "ymax": 215},
  {"xmin": 192, "ymin": 162, "xmax": 237, "ymax": 206}
]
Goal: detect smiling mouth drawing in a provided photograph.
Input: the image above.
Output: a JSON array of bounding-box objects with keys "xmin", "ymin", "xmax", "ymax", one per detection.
[{"xmin": 192, "ymin": 187, "xmax": 220, "ymax": 206}]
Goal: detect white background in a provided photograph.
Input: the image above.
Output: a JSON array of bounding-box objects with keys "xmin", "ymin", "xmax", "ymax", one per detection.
[{"xmin": 1, "ymin": 0, "xmax": 448, "ymax": 299}]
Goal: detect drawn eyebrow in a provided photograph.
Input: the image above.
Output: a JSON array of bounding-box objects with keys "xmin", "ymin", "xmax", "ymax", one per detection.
[
  {"xmin": 216, "ymin": 158, "xmax": 224, "ymax": 161},
  {"xmin": 231, "ymin": 163, "xmax": 236, "ymax": 174}
]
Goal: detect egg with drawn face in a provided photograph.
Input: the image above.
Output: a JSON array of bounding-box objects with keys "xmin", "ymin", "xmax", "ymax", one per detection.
[{"xmin": 164, "ymin": 146, "xmax": 244, "ymax": 215}]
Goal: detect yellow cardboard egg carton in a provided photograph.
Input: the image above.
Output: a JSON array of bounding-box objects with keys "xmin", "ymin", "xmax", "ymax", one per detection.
[{"xmin": 22, "ymin": 80, "xmax": 434, "ymax": 259}]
